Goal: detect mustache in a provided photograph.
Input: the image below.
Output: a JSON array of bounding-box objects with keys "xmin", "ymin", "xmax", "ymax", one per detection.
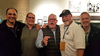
[{"xmin": 63, "ymin": 19, "xmax": 68, "ymax": 22}]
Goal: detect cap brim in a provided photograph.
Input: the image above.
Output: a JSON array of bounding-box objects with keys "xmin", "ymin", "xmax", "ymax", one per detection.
[{"xmin": 59, "ymin": 13, "xmax": 68, "ymax": 17}]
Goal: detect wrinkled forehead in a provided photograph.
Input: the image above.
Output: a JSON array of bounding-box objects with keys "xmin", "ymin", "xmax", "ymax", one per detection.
[
  {"xmin": 7, "ymin": 9, "xmax": 17, "ymax": 14},
  {"xmin": 80, "ymin": 14, "xmax": 90, "ymax": 18},
  {"xmin": 80, "ymin": 12, "xmax": 91, "ymax": 18},
  {"xmin": 48, "ymin": 15, "xmax": 57, "ymax": 20},
  {"xmin": 28, "ymin": 14, "xmax": 35, "ymax": 17}
]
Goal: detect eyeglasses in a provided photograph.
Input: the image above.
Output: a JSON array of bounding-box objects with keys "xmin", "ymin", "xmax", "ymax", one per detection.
[
  {"xmin": 27, "ymin": 17, "xmax": 35, "ymax": 19},
  {"xmin": 48, "ymin": 19, "xmax": 56, "ymax": 21},
  {"xmin": 8, "ymin": 13, "xmax": 17, "ymax": 16}
]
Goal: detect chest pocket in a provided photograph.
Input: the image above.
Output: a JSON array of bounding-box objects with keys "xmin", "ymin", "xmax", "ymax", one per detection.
[{"xmin": 64, "ymin": 30, "xmax": 73, "ymax": 41}]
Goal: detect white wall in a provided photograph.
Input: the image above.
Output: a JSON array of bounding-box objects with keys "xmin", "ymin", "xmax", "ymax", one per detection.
[
  {"xmin": 29, "ymin": 0, "xmax": 100, "ymax": 25},
  {"xmin": 29, "ymin": 0, "xmax": 69, "ymax": 25}
]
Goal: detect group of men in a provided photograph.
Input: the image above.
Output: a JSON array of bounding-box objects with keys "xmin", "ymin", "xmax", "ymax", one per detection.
[{"xmin": 0, "ymin": 7, "xmax": 100, "ymax": 56}]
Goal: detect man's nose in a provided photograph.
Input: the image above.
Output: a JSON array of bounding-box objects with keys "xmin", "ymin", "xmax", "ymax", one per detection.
[
  {"xmin": 50, "ymin": 20, "xmax": 54, "ymax": 21},
  {"xmin": 11, "ymin": 15, "xmax": 15, "ymax": 17},
  {"xmin": 83, "ymin": 19, "xmax": 87, "ymax": 21}
]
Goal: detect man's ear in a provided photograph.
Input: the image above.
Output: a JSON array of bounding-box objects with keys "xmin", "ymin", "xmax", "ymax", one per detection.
[
  {"xmin": 5, "ymin": 15, "xmax": 7, "ymax": 19},
  {"xmin": 56, "ymin": 20, "xmax": 58, "ymax": 22},
  {"xmin": 26, "ymin": 18, "xmax": 27, "ymax": 21}
]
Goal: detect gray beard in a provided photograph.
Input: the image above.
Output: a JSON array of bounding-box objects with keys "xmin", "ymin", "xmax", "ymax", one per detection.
[{"xmin": 64, "ymin": 21, "xmax": 69, "ymax": 26}]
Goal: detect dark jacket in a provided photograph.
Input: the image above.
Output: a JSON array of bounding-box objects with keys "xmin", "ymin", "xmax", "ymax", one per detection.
[
  {"xmin": 83, "ymin": 25, "xmax": 100, "ymax": 56},
  {"xmin": 0, "ymin": 20, "xmax": 25, "ymax": 56},
  {"xmin": 39, "ymin": 25, "xmax": 61, "ymax": 56}
]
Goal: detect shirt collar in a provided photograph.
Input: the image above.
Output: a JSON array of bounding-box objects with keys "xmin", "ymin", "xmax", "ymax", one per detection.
[
  {"xmin": 86, "ymin": 26, "xmax": 91, "ymax": 34},
  {"xmin": 48, "ymin": 26, "xmax": 56, "ymax": 31},
  {"xmin": 26, "ymin": 24, "xmax": 36, "ymax": 29}
]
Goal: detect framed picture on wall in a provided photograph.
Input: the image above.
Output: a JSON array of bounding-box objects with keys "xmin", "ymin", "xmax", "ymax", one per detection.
[
  {"xmin": 87, "ymin": 1, "xmax": 100, "ymax": 13},
  {"xmin": 68, "ymin": 0, "xmax": 81, "ymax": 13}
]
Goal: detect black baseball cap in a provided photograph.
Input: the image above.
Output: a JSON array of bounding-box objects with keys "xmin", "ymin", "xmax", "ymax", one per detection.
[{"xmin": 59, "ymin": 9, "xmax": 71, "ymax": 17}]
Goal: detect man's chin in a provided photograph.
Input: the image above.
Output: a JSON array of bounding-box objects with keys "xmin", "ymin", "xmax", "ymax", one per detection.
[
  {"xmin": 9, "ymin": 20, "xmax": 15, "ymax": 23},
  {"xmin": 83, "ymin": 24, "xmax": 89, "ymax": 27},
  {"xmin": 28, "ymin": 23, "xmax": 34, "ymax": 25},
  {"xmin": 49, "ymin": 26, "xmax": 56, "ymax": 29},
  {"xmin": 64, "ymin": 22, "xmax": 69, "ymax": 26}
]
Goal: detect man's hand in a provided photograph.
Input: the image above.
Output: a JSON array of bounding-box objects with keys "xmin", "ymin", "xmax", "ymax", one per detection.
[
  {"xmin": 42, "ymin": 36, "xmax": 50, "ymax": 45},
  {"xmin": 42, "ymin": 24, "xmax": 47, "ymax": 28}
]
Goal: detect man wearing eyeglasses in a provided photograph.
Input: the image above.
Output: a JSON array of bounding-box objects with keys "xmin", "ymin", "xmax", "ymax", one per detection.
[
  {"xmin": 21, "ymin": 12, "xmax": 41, "ymax": 56},
  {"xmin": 36, "ymin": 14, "xmax": 61, "ymax": 56}
]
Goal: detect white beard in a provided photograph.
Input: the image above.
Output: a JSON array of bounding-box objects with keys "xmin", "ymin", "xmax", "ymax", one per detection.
[{"xmin": 64, "ymin": 21, "xmax": 69, "ymax": 26}]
